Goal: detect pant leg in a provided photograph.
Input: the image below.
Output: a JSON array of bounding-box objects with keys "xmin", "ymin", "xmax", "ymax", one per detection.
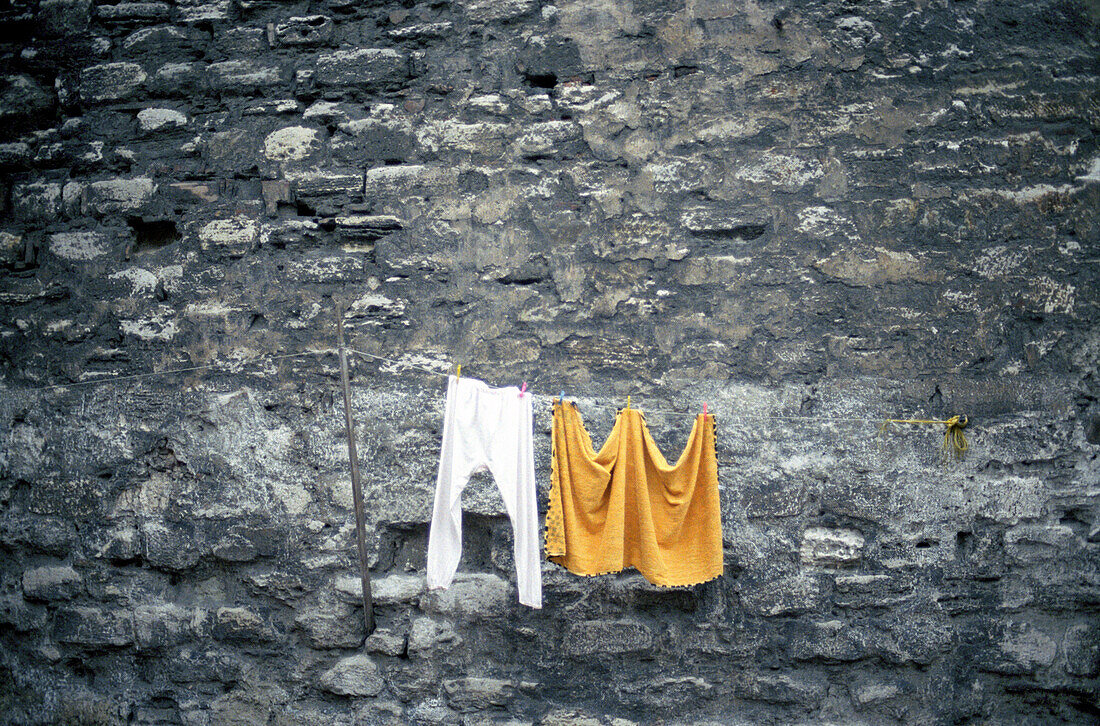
[
  {"xmin": 426, "ymin": 375, "xmax": 474, "ymax": 591},
  {"xmin": 486, "ymin": 392, "xmax": 542, "ymax": 609}
]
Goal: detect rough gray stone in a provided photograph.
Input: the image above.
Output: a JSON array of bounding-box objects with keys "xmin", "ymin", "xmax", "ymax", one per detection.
[
  {"xmin": 365, "ymin": 628, "xmax": 407, "ymax": 656},
  {"xmin": 133, "ymin": 604, "xmax": 200, "ymax": 650},
  {"xmin": 22, "ymin": 565, "xmax": 82, "ymax": 601},
  {"xmin": 407, "ymin": 617, "xmax": 462, "ymax": 656},
  {"xmin": 137, "ymin": 108, "xmax": 187, "ymax": 132},
  {"xmin": 212, "ymin": 606, "xmax": 276, "ymax": 642},
  {"xmin": 276, "ymin": 16, "xmax": 334, "ymax": 46},
  {"xmin": 0, "ymin": 3, "xmax": 1097, "ymax": 725},
  {"xmin": 422, "ymin": 573, "xmax": 511, "ymax": 617},
  {"xmin": 442, "ymin": 677, "xmax": 515, "ymax": 711},
  {"xmin": 207, "ymin": 61, "xmax": 282, "ymax": 93},
  {"xmin": 54, "ymin": 606, "xmax": 134, "ymax": 647},
  {"xmin": 315, "ymin": 49, "xmax": 409, "ymax": 89},
  {"xmin": 800, "ymin": 527, "xmax": 865, "ymax": 567},
  {"xmin": 48, "ymin": 231, "xmax": 111, "ymax": 261},
  {"xmin": 199, "ymin": 217, "xmax": 259, "ymax": 256},
  {"xmin": 12, "ymin": 182, "xmax": 62, "ymax": 221},
  {"xmin": 79, "ymin": 62, "xmax": 147, "ymax": 103},
  {"xmin": 563, "ymin": 619, "xmax": 654, "ymax": 657},
  {"xmin": 294, "ymin": 601, "xmax": 364, "ymax": 649},
  {"xmin": 83, "ymin": 177, "xmax": 155, "ymax": 215},
  {"xmin": 319, "ymin": 653, "xmax": 385, "ymax": 696}
]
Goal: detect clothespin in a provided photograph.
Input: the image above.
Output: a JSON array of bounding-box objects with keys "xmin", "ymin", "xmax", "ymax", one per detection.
[
  {"xmin": 456, "ymin": 364, "xmax": 461, "ymax": 379},
  {"xmin": 519, "ymin": 382, "xmax": 527, "ymax": 398},
  {"xmin": 626, "ymin": 395, "xmax": 631, "ymax": 410},
  {"xmin": 703, "ymin": 403, "xmax": 708, "ymax": 417}
]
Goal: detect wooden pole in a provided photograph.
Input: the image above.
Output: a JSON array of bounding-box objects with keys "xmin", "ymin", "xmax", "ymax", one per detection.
[{"xmin": 336, "ymin": 305, "xmax": 374, "ymax": 635}]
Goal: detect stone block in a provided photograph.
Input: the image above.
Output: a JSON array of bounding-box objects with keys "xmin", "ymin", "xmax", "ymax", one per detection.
[
  {"xmin": 137, "ymin": 108, "xmax": 187, "ymax": 132},
  {"xmin": 122, "ymin": 26, "xmax": 205, "ymax": 55},
  {"xmin": 0, "ymin": 230, "xmax": 23, "ymax": 264},
  {"xmin": 213, "ymin": 607, "xmax": 276, "ymax": 642},
  {"xmin": 315, "ymin": 49, "xmax": 409, "ymax": 89},
  {"xmin": 1063, "ymin": 623, "xmax": 1100, "ymax": 676},
  {"xmin": 216, "ymin": 28, "xmax": 265, "ymax": 55},
  {"xmin": 208, "ymin": 682, "xmax": 287, "ymax": 726},
  {"xmin": 211, "ymin": 533, "xmax": 257, "ymax": 562},
  {"xmin": 417, "ymin": 120, "xmax": 509, "ymax": 156},
  {"xmin": 332, "ymin": 119, "xmax": 415, "ymax": 163},
  {"xmin": 294, "ymin": 602, "xmax": 364, "ymax": 649},
  {"xmin": 443, "ymin": 677, "xmax": 515, "ymax": 711},
  {"xmin": 133, "ymin": 604, "xmax": 199, "ymax": 650},
  {"xmin": 168, "ymin": 648, "xmax": 244, "ymax": 683},
  {"xmin": 22, "ymin": 565, "xmax": 82, "ymax": 601},
  {"xmin": 319, "ymin": 653, "xmax": 385, "ymax": 696},
  {"xmin": 563, "ymin": 619, "xmax": 654, "ymax": 657},
  {"xmin": 290, "ymin": 170, "xmax": 362, "ymax": 198},
  {"xmin": 83, "ymin": 177, "xmax": 155, "ymax": 215},
  {"xmin": 422, "ymin": 573, "xmax": 510, "ymax": 617},
  {"xmin": 48, "ymin": 231, "xmax": 111, "ymax": 261},
  {"xmin": 1005, "ymin": 524, "xmax": 1079, "ymax": 563},
  {"xmin": 800, "ymin": 526, "xmax": 865, "ymax": 567},
  {"xmin": 119, "ymin": 304, "xmax": 178, "ymax": 341},
  {"xmin": 142, "ymin": 520, "xmax": 203, "ymax": 571},
  {"xmin": 94, "ymin": 523, "xmax": 142, "ymax": 562},
  {"xmin": 982, "ymin": 620, "xmax": 1058, "ymax": 675},
  {"xmin": 0, "ymin": 142, "xmax": 31, "ymax": 168},
  {"xmin": 407, "ymin": 616, "xmax": 462, "ymax": 656},
  {"xmin": 263, "ymin": 126, "xmax": 322, "ymax": 163},
  {"xmin": 0, "ymin": 74, "xmax": 56, "ymax": 126},
  {"xmin": 12, "ymin": 182, "xmax": 61, "ymax": 221},
  {"xmin": 365, "ymin": 628, "xmax": 406, "ymax": 656},
  {"xmin": 207, "ymin": 61, "xmax": 283, "ymax": 93},
  {"xmin": 199, "ymin": 217, "xmax": 259, "ymax": 257},
  {"xmin": 79, "ymin": 62, "xmax": 147, "ymax": 103},
  {"xmin": 789, "ymin": 619, "xmax": 866, "ymax": 662},
  {"xmin": 177, "ymin": 0, "xmax": 229, "ymax": 23},
  {"xmin": 54, "ymin": 606, "xmax": 134, "ymax": 647},
  {"xmin": 869, "ymin": 614, "xmax": 955, "ymax": 666},
  {"xmin": 733, "ymin": 671, "xmax": 827, "ymax": 704},
  {"xmin": 276, "ymin": 15, "xmax": 334, "ymax": 46},
  {"xmin": 742, "ymin": 575, "xmax": 823, "ymax": 616},
  {"xmin": 512, "ymin": 120, "xmax": 583, "ymax": 157},
  {"xmin": 459, "ymin": 0, "xmax": 537, "ymax": 23},
  {"xmin": 151, "ymin": 62, "xmax": 206, "ymax": 96},
  {"xmin": 96, "ymin": 3, "xmax": 171, "ymax": 22},
  {"xmin": 386, "ymin": 21, "xmax": 454, "ymax": 41},
  {"xmin": 0, "ymin": 594, "xmax": 47, "ymax": 632},
  {"xmin": 851, "ymin": 681, "xmax": 901, "ymax": 706},
  {"xmin": 36, "ymin": 0, "xmax": 92, "ymax": 36},
  {"xmin": 337, "ymin": 573, "xmax": 423, "ymax": 605},
  {"xmin": 200, "ymin": 129, "xmax": 261, "ymax": 173},
  {"xmin": 680, "ymin": 207, "xmax": 770, "ymax": 239}
]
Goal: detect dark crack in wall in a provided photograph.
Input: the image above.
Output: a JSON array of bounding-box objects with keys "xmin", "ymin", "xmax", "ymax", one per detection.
[{"xmin": 1, "ymin": 0, "xmax": 1099, "ymax": 724}]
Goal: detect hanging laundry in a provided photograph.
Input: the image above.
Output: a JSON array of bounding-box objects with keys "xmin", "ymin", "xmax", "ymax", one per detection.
[
  {"xmin": 546, "ymin": 400, "xmax": 723, "ymax": 587},
  {"xmin": 427, "ymin": 375, "xmax": 542, "ymax": 608}
]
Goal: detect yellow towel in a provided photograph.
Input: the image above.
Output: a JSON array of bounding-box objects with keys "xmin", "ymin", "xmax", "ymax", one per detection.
[{"xmin": 545, "ymin": 401, "xmax": 723, "ymax": 587}]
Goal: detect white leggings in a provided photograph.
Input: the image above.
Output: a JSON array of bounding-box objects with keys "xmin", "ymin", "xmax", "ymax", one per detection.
[{"xmin": 426, "ymin": 375, "xmax": 542, "ymax": 608}]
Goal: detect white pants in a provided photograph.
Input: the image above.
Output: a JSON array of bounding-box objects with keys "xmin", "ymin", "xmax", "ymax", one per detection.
[{"xmin": 426, "ymin": 375, "xmax": 542, "ymax": 608}]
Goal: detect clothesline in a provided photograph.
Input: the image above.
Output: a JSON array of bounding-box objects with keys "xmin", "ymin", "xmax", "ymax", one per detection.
[{"xmin": 12, "ymin": 346, "xmax": 978, "ymax": 428}]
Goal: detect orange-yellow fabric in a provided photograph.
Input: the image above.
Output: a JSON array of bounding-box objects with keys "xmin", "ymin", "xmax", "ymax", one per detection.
[{"xmin": 545, "ymin": 401, "xmax": 723, "ymax": 587}]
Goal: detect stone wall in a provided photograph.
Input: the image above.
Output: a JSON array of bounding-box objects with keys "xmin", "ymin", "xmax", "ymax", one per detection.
[{"xmin": 1, "ymin": 0, "xmax": 1099, "ymax": 723}]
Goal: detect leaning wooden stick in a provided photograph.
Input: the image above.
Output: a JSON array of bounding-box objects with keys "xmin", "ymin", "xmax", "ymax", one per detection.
[{"xmin": 336, "ymin": 304, "xmax": 374, "ymax": 635}]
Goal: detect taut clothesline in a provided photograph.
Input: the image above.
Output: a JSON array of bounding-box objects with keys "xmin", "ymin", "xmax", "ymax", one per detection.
[{"xmin": 10, "ymin": 346, "xmax": 970, "ymax": 447}]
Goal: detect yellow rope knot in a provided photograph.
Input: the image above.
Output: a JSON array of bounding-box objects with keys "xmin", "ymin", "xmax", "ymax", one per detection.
[{"xmin": 879, "ymin": 414, "xmax": 969, "ymax": 463}]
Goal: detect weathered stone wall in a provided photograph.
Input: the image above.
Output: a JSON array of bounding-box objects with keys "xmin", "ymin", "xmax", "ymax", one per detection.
[{"xmin": 1, "ymin": 0, "xmax": 1098, "ymax": 723}]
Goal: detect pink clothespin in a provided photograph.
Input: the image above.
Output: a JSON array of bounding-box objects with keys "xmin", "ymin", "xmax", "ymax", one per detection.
[
  {"xmin": 703, "ymin": 403, "xmax": 708, "ymax": 416},
  {"xmin": 519, "ymin": 382, "xmax": 527, "ymax": 398}
]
